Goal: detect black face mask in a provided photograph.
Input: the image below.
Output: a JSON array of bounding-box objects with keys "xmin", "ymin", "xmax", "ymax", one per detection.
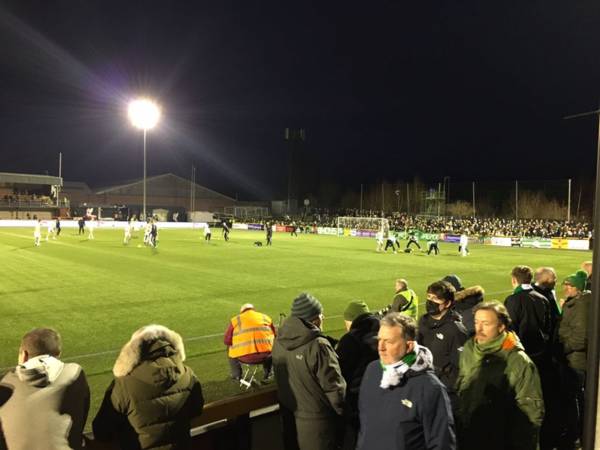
[{"xmin": 426, "ymin": 300, "xmax": 442, "ymax": 316}]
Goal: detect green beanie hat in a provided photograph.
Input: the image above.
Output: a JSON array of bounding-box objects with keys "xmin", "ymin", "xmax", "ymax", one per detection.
[
  {"xmin": 344, "ymin": 300, "xmax": 370, "ymax": 322},
  {"xmin": 563, "ymin": 269, "xmax": 588, "ymax": 291}
]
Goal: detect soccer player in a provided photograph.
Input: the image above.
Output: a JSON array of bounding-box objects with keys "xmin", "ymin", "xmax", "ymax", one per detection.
[
  {"xmin": 88, "ymin": 217, "xmax": 95, "ymax": 240},
  {"xmin": 222, "ymin": 220, "xmax": 230, "ymax": 242},
  {"xmin": 427, "ymin": 238, "xmax": 440, "ymax": 255},
  {"xmin": 204, "ymin": 224, "xmax": 212, "ymax": 242},
  {"xmin": 55, "ymin": 217, "xmax": 61, "ymax": 237},
  {"xmin": 459, "ymin": 231, "xmax": 469, "ymax": 257},
  {"xmin": 290, "ymin": 222, "xmax": 298, "ymax": 237},
  {"xmin": 143, "ymin": 220, "xmax": 152, "ymax": 246},
  {"xmin": 150, "ymin": 220, "xmax": 158, "ymax": 248},
  {"xmin": 405, "ymin": 231, "xmax": 421, "ymax": 251},
  {"xmin": 33, "ymin": 219, "xmax": 42, "ymax": 246},
  {"xmin": 266, "ymin": 223, "xmax": 273, "ymax": 246},
  {"xmin": 375, "ymin": 230, "xmax": 385, "ymax": 252},
  {"xmin": 45, "ymin": 220, "xmax": 55, "ymax": 241},
  {"xmin": 384, "ymin": 233, "xmax": 399, "ymax": 253},
  {"xmin": 123, "ymin": 220, "xmax": 132, "ymax": 245}
]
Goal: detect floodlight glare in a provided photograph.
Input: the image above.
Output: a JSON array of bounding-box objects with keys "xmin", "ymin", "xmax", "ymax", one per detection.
[{"xmin": 128, "ymin": 98, "xmax": 161, "ymax": 130}]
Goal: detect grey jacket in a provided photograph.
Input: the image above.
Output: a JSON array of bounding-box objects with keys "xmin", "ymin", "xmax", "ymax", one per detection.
[{"xmin": 0, "ymin": 355, "xmax": 90, "ymax": 450}]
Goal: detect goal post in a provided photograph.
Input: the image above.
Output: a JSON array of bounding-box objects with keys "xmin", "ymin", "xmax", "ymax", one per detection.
[{"xmin": 336, "ymin": 216, "xmax": 390, "ymax": 237}]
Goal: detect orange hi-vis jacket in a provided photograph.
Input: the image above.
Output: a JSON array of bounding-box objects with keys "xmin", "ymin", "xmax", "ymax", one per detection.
[{"xmin": 228, "ymin": 310, "xmax": 275, "ymax": 359}]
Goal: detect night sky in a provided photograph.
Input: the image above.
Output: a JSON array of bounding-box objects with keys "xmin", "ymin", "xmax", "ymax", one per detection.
[{"xmin": 1, "ymin": 1, "xmax": 600, "ymax": 200}]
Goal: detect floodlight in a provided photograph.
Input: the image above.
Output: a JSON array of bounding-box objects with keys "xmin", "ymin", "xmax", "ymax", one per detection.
[{"xmin": 128, "ymin": 98, "xmax": 161, "ymax": 130}]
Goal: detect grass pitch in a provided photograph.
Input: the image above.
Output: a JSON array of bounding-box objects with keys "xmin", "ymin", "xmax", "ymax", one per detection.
[{"xmin": 0, "ymin": 227, "xmax": 591, "ymax": 428}]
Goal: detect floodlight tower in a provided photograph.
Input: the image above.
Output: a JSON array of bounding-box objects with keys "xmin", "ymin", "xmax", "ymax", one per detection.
[{"xmin": 128, "ymin": 98, "xmax": 161, "ymax": 220}]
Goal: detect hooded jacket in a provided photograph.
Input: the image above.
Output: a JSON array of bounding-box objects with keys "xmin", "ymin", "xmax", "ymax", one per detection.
[
  {"xmin": 92, "ymin": 325, "xmax": 204, "ymax": 450},
  {"xmin": 0, "ymin": 355, "xmax": 90, "ymax": 450},
  {"xmin": 272, "ymin": 316, "xmax": 346, "ymax": 419},
  {"xmin": 558, "ymin": 290, "xmax": 591, "ymax": 371},
  {"xmin": 453, "ymin": 286, "xmax": 484, "ymax": 334},
  {"xmin": 357, "ymin": 345, "xmax": 456, "ymax": 450},
  {"xmin": 417, "ymin": 309, "xmax": 468, "ymax": 392},
  {"xmin": 456, "ymin": 332, "xmax": 544, "ymax": 450},
  {"xmin": 336, "ymin": 313, "xmax": 379, "ymax": 424}
]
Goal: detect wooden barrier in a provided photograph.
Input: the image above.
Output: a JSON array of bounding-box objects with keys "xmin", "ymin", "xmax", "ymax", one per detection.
[{"xmin": 84, "ymin": 386, "xmax": 279, "ymax": 449}]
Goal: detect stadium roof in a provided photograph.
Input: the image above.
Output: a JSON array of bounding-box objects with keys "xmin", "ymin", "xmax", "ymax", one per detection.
[
  {"xmin": 95, "ymin": 173, "xmax": 235, "ymax": 201},
  {"xmin": 0, "ymin": 172, "xmax": 62, "ymax": 186}
]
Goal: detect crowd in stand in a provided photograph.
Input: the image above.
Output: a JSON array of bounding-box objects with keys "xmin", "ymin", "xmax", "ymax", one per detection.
[
  {"xmin": 0, "ymin": 260, "xmax": 592, "ymax": 449},
  {"xmin": 259, "ymin": 209, "xmax": 592, "ymax": 238}
]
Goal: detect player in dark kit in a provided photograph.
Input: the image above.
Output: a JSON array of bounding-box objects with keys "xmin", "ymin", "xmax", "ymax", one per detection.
[
  {"xmin": 427, "ymin": 239, "xmax": 439, "ymax": 255},
  {"xmin": 222, "ymin": 220, "xmax": 230, "ymax": 241},
  {"xmin": 150, "ymin": 221, "xmax": 158, "ymax": 248},
  {"xmin": 78, "ymin": 218, "xmax": 85, "ymax": 235},
  {"xmin": 266, "ymin": 223, "xmax": 273, "ymax": 246},
  {"xmin": 55, "ymin": 218, "xmax": 61, "ymax": 237},
  {"xmin": 290, "ymin": 222, "xmax": 298, "ymax": 237},
  {"xmin": 405, "ymin": 231, "xmax": 421, "ymax": 250}
]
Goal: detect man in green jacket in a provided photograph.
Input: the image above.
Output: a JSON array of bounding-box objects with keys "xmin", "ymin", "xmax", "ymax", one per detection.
[
  {"xmin": 456, "ymin": 301, "xmax": 544, "ymax": 450},
  {"xmin": 272, "ymin": 292, "xmax": 346, "ymax": 450},
  {"xmin": 558, "ymin": 270, "xmax": 591, "ymax": 449}
]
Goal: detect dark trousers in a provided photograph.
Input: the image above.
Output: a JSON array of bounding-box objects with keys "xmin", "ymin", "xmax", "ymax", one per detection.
[
  {"xmin": 536, "ymin": 359, "xmax": 562, "ymax": 450},
  {"xmin": 428, "ymin": 243, "xmax": 439, "ymax": 255},
  {"xmin": 558, "ymin": 366, "xmax": 585, "ymax": 449},
  {"xmin": 406, "ymin": 240, "xmax": 421, "ymax": 250},
  {"xmin": 280, "ymin": 406, "xmax": 342, "ymax": 450},
  {"xmin": 384, "ymin": 240, "xmax": 397, "ymax": 251},
  {"xmin": 224, "ymin": 231, "xmax": 229, "ymax": 241},
  {"xmin": 205, "ymin": 233, "xmax": 211, "ymax": 241},
  {"xmin": 266, "ymin": 235, "xmax": 272, "ymax": 246},
  {"xmin": 228, "ymin": 356, "xmax": 272, "ymax": 380}
]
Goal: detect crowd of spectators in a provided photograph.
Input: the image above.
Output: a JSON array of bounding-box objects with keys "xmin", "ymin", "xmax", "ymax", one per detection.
[
  {"xmin": 0, "ymin": 261, "xmax": 593, "ymax": 449},
  {"xmin": 241, "ymin": 209, "xmax": 592, "ymax": 239}
]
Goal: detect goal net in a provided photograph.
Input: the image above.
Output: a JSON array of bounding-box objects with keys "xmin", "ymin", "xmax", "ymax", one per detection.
[{"xmin": 336, "ymin": 216, "xmax": 390, "ymax": 237}]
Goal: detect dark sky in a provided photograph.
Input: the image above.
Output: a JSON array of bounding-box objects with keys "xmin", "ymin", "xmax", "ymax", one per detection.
[{"xmin": 1, "ymin": 1, "xmax": 600, "ymax": 200}]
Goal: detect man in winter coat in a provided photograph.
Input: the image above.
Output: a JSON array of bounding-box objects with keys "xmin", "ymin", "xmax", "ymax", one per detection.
[
  {"xmin": 456, "ymin": 301, "xmax": 544, "ymax": 450},
  {"xmin": 224, "ymin": 303, "xmax": 275, "ymax": 382},
  {"xmin": 417, "ymin": 280, "xmax": 468, "ymax": 410},
  {"xmin": 357, "ymin": 312, "xmax": 455, "ymax": 450},
  {"xmin": 93, "ymin": 324, "xmax": 204, "ymax": 450},
  {"xmin": 272, "ymin": 292, "xmax": 346, "ymax": 450},
  {"xmin": 558, "ymin": 270, "xmax": 591, "ymax": 449},
  {"xmin": 0, "ymin": 328, "xmax": 90, "ymax": 450},
  {"xmin": 336, "ymin": 300, "xmax": 380, "ymax": 448},
  {"xmin": 504, "ymin": 265, "xmax": 553, "ymax": 366},
  {"xmin": 531, "ymin": 266, "xmax": 563, "ymax": 450},
  {"xmin": 442, "ymin": 274, "xmax": 484, "ymax": 335}
]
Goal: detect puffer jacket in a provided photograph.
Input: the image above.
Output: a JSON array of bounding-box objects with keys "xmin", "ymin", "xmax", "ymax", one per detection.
[
  {"xmin": 453, "ymin": 286, "xmax": 484, "ymax": 334},
  {"xmin": 93, "ymin": 325, "xmax": 204, "ymax": 450},
  {"xmin": 456, "ymin": 332, "xmax": 544, "ymax": 450},
  {"xmin": 558, "ymin": 291, "xmax": 591, "ymax": 371}
]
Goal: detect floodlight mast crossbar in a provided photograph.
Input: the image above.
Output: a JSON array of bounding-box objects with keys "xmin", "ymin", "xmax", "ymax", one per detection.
[{"xmin": 128, "ymin": 98, "xmax": 161, "ymax": 220}]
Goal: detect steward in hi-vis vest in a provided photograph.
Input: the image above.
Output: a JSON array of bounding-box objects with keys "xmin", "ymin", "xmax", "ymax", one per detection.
[{"xmin": 224, "ymin": 304, "xmax": 276, "ymax": 381}]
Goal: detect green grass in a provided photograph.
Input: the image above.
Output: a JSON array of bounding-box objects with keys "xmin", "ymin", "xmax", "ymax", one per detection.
[{"xmin": 0, "ymin": 227, "xmax": 591, "ymax": 429}]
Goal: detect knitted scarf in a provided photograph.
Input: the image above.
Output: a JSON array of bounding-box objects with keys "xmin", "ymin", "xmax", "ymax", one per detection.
[{"xmin": 380, "ymin": 343, "xmax": 433, "ymax": 389}]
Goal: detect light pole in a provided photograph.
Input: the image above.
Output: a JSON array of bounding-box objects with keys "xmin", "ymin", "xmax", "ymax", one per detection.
[{"xmin": 128, "ymin": 98, "xmax": 161, "ymax": 220}]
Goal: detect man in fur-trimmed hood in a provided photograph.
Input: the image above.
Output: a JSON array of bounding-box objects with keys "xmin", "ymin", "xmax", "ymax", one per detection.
[
  {"xmin": 443, "ymin": 274, "xmax": 484, "ymax": 334},
  {"xmin": 93, "ymin": 324, "xmax": 204, "ymax": 450}
]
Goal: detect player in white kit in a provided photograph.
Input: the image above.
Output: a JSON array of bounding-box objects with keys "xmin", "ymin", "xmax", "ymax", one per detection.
[{"xmin": 459, "ymin": 231, "xmax": 469, "ymax": 257}]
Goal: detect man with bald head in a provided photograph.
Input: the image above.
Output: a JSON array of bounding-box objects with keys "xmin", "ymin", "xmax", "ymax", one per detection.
[
  {"xmin": 0, "ymin": 328, "xmax": 90, "ymax": 450},
  {"xmin": 224, "ymin": 303, "xmax": 276, "ymax": 381}
]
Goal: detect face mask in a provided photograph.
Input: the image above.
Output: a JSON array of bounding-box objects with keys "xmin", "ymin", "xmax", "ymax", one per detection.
[{"xmin": 426, "ymin": 300, "xmax": 441, "ymax": 316}]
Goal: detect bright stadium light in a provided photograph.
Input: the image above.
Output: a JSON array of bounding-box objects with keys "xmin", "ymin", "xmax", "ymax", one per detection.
[{"xmin": 128, "ymin": 98, "xmax": 161, "ymax": 220}]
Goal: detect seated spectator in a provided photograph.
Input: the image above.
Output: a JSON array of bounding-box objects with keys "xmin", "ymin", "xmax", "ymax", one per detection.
[
  {"xmin": 456, "ymin": 301, "xmax": 544, "ymax": 450},
  {"xmin": 357, "ymin": 313, "xmax": 455, "ymax": 450},
  {"xmin": 272, "ymin": 292, "xmax": 346, "ymax": 450},
  {"xmin": 442, "ymin": 274, "xmax": 484, "ymax": 334},
  {"xmin": 0, "ymin": 328, "xmax": 90, "ymax": 450},
  {"xmin": 224, "ymin": 303, "xmax": 275, "ymax": 382},
  {"xmin": 418, "ymin": 281, "xmax": 468, "ymax": 411},
  {"xmin": 93, "ymin": 324, "xmax": 204, "ymax": 450},
  {"xmin": 336, "ymin": 300, "xmax": 379, "ymax": 448},
  {"xmin": 558, "ymin": 270, "xmax": 591, "ymax": 449}
]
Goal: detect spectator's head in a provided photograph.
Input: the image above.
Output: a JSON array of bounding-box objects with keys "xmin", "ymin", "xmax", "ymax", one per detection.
[
  {"xmin": 343, "ymin": 300, "xmax": 370, "ymax": 331},
  {"xmin": 581, "ymin": 261, "xmax": 593, "ymax": 277},
  {"xmin": 442, "ymin": 274, "xmax": 463, "ymax": 291},
  {"xmin": 511, "ymin": 265, "xmax": 533, "ymax": 287},
  {"xmin": 240, "ymin": 303, "xmax": 254, "ymax": 313},
  {"xmin": 563, "ymin": 270, "xmax": 588, "ymax": 297},
  {"xmin": 426, "ymin": 281, "xmax": 456, "ymax": 318},
  {"xmin": 473, "ymin": 301, "xmax": 511, "ymax": 344},
  {"xmin": 534, "ymin": 267, "xmax": 557, "ymax": 289},
  {"xmin": 291, "ymin": 292, "xmax": 324, "ymax": 329},
  {"xmin": 19, "ymin": 328, "xmax": 62, "ymax": 364},
  {"xmin": 395, "ymin": 279, "xmax": 408, "ymax": 292},
  {"xmin": 377, "ymin": 313, "xmax": 417, "ymax": 365}
]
